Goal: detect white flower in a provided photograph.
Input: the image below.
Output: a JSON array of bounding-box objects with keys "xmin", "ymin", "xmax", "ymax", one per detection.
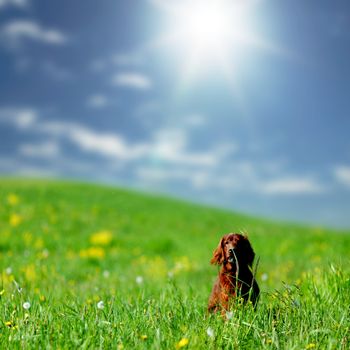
[
  {"xmin": 5, "ymin": 267, "xmax": 12, "ymax": 275},
  {"xmin": 226, "ymin": 311, "xmax": 233, "ymax": 320},
  {"xmin": 136, "ymin": 276, "xmax": 143, "ymax": 285},
  {"xmin": 13, "ymin": 280, "xmax": 22, "ymax": 293},
  {"xmin": 23, "ymin": 302, "xmax": 31, "ymax": 310},
  {"xmin": 261, "ymin": 273, "xmax": 268, "ymax": 282},
  {"xmin": 206, "ymin": 327, "xmax": 214, "ymax": 338},
  {"xmin": 97, "ymin": 301, "xmax": 105, "ymax": 310},
  {"xmin": 103, "ymin": 270, "xmax": 110, "ymax": 278}
]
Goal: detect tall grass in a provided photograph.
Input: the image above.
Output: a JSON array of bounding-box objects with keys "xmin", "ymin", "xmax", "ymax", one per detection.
[
  {"xmin": 0, "ymin": 179, "xmax": 349, "ymax": 349},
  {"xmin": 1, "ymin": 267, "xmax": 349, "ymax": 349}
]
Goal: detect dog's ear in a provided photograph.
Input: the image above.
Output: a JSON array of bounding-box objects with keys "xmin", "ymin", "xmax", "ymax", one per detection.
[
  {"xmin": 210, "ymin": 236, "xmax": 225, "ymax": 265},
  {"xmin": 242, "ymin": 234, "xmax": 255, "ymax": 267}
]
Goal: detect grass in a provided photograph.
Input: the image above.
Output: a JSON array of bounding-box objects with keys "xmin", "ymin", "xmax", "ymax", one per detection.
[{"xmin": 0, "ymin": 178, "xmax": 349, "ymax": 349}]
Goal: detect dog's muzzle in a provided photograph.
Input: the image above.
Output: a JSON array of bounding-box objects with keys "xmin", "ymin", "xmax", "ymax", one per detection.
[{"xmin": 228, "ymin": 248, "xmax": 236, "ymax": 263}]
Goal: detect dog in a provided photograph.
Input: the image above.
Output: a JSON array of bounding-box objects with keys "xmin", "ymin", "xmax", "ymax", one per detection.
[{"xmin": 208, "ymin": 233, "xmax": 260, "ymax": 313}]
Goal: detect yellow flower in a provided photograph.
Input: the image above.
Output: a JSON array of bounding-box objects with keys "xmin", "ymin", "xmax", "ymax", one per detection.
[
  {"xmin": 0, "ymin": 289, "xmax": 5, "ymax": 296},
  {"xmin": 172, "ymin": 256, "xmax": 191, "ymax": 275},
  {"xmin": 117, "ymin": 344, "xmax": 124, "ymax": 350},
  {"xmin": 90, "ymin": 230, "xmax": 113, "ymax": 246},
  {"xmin": 176, "ymin": 338, "xmax": 189, "ymax": 349},
  {"xmin": 140, "ymin": 335, "xmax": 148, "ymax": 340},
  {"xmin": 7, "ymin": 193, "xmax": 19, "ymax": 205},
  {"xmin": 34, "ymin": 238, "xmax": 44, "ymax": 249},
  {"xmin": 134, "ymin": 255, "xmax": 168, "ymax": 279},
  {"xmin": 79, "ymin": 247, "xmax": 105, "ymax": 259},
  {"xmin": 5, "ymin": 321, "xmax": 13, "ymax": 328},
  {"xmin": 306, "ymin": 344, "xmax": 316, "ymax": 349},
  {"xmin": 23, "ymin": 264, "xmax": 36, "ymax": 282},
  {"xmin": 10, "ymin": 213, "xmax": 22, "ymax": 227}
]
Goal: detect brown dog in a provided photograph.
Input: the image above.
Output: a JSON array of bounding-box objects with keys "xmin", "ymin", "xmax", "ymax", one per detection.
[{"xmin": 208, "ymin": 233, "xmax": 259, "ymax": 313}]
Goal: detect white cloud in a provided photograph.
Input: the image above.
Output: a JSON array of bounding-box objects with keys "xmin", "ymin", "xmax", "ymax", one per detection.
[
  {"xmin": 333, "ymin": 165, "xmax": 350, "ymax": 188},
  {"xmin": 136, "ymin": 159, "xmax": 259, "ymax": 193},
  {"xmin": 19, "ymin": 141, "xmax": 60, "ymax": 158},
  {"xmin": 1, "ymin": 108, "xmax": 233, "ymax": 170},
  {"xmin": 86, "ymin": 94, "xmax": 109, "ymax": 109},
  {"xmin": 26, "ymin": 119, "xmax": 149, "ymax": 161},
  {"xmin": 1, "ymin": 20, "xmax": 67, "ymax": 46},
  {"xmin": 0, "ymin": 0, "xmax": 28, "ymax": 10},
  {"xmin": 0, "ymin": 107, "xmax": 37, "ymax": 128},
  {"xmin": 0, "ymin": 107, "xmax": 329, "ymax": 203},
  {"xmin": 134, "ymin": 128, "xmax": 241, "ymax": 190},
  {"xmin": 112, "ymin": 72, "xmax": 152, "ymax": 90},
  {"xmin": 67, "ymin": 126, "xmax": 149, "ymax": 160},
  {"xmin": 260, "ymin": 177, "xmax": 325, "ymax": 195},
  {"xmin": 150, "ymin": 128, "xmax": 218, "ymax": 167},
  {"xmin": 143, "ymin": 160, "xmax": 326, "ymax": 196},
  {"xmin": 0, "ymin": 108, "xmax": 136, "ymax": 160}
]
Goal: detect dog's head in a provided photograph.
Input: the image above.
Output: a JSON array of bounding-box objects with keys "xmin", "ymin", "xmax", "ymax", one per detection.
[{"xmin": 210, "ymin": 233, "xmax": 255, "ymax": 268}]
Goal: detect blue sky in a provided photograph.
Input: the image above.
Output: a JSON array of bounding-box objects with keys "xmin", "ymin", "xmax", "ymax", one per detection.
[{"xmin": 0, "ymin": 0, "xmax": 350, "ymax": 228}]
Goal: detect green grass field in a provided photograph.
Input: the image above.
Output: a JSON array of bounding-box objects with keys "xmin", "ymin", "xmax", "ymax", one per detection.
[{"xmin": 0, "ymin": 179, "xmax": 349, "ymax": 349}]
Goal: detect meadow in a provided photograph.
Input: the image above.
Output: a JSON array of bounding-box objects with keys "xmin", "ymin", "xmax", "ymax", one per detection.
[{"xmin": 0, "ymin": 179, "xmax": 349, "ymax": 349}]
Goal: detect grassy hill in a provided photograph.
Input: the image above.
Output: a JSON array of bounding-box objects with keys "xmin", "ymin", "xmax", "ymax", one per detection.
[{"xmin": 0, "ymin": 179, "xmax": 349, "ymax": 349}]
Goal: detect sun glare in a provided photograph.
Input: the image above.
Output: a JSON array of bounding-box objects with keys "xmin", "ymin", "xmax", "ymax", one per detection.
[
  {"xmin": 151, "ymin": 0, "xmax": 271, "ymax": 85},
  {"xmin": 181, "ymin": 3, "xmax": 233, "ymax": 52}
]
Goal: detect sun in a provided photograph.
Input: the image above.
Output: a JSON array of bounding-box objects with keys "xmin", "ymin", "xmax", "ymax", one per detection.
[
  {"xmin": 179, "ymin": 2, "xmax": 234, "ymax": 53},
  {"xmin": 172, "ymin": 1, "xmax": 249, "ymax": 58},
  {"xmin": 152, "ymin": 0, "xmax": 265, "ymax": 83}
]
